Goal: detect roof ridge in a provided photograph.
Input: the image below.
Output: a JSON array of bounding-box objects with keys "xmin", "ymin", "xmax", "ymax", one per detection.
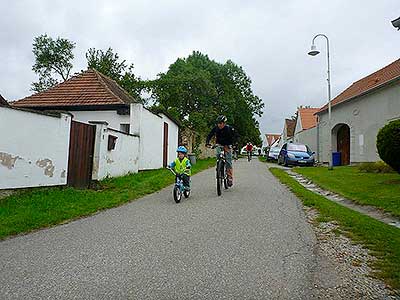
[
  {"xmin": 92, "ymin": 69, "xmax": 137, "ymax": 104},
  {"xmin": 92, "ymin": 69, "xmax": 126, "ymax": 105},
  {"xmin": 317, "ymin": 58, "xmax": 400, "ymax": 113},
  {"xmin": 350, "ymin": 58, "xmax": 400, "ymax": 85},
  {"xmin": 14, "ymin": 70, "xmax": 92, "ymax": 104}
]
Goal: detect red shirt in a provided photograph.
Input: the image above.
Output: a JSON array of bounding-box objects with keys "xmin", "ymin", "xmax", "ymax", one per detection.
[{"xmin": 246, "ymin": 144, "xmax": 253, "ymax": 151}]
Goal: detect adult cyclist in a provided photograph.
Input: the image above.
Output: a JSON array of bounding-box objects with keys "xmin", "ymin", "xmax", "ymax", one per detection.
[
  {"xmin": 246, "ymin": 142, "xmax": 253, "ymax": 161},
  {"xmin": 206, "ymin": 115, "xmax": 238, "ymax": 187}
]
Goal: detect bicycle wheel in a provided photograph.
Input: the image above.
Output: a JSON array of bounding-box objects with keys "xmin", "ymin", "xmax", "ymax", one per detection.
[
  {"xmin": 216, "ymin": 160, "xmax": 223, "ymax": 196},
  {"xmin": 173, "ymin": 186, "xmax": 181, "ymax": 203},
  {"xmin": 223, "ymin": 176, "xmax": 228, "ymax": 189}
]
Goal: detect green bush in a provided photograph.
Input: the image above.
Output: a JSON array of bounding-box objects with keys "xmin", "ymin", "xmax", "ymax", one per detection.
[
  {"xmin": 377, "ymin": 119, "xmax": 400, "ymax": 174},
  {"xmin": 358, "ymin": 161, "xmax": 395, "ymax": 173}
]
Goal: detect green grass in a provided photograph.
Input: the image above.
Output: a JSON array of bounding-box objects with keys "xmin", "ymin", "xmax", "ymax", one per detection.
[
  {"xmin": 294, "ymin": 166, "xmax": 400, "ymax": 217},
  {"xmin": 258, "ymin": 156, "xmax": 267, "ymax": 162},
  {"xmin": 270, "ymin": 167, "xmax": 400, "ymax": 290},
  {"xmin": 0, "ymin": 158, "xmax": 215, "ymax": 240}
]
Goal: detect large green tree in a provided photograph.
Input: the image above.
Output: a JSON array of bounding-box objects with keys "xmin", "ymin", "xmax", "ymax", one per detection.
[
  {"xmin": 150, "ymin": 51, "xmax": 264, "ymax": 145},
  {"xmin": 31, "ymin": 34, "xmax": 75, "ymax": 92},
  {"xmin": 86, "ymin": 47, "xmax": 143, "ymax": 101}
]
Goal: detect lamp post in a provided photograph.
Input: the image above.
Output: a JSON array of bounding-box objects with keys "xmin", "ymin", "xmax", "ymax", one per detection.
[{"xmin": 308, "ymin": 34, "xmax": 333, "ymax": 170}]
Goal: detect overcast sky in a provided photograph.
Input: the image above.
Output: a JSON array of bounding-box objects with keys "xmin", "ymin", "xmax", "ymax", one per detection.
[{"xmin": 1, "ymin": 0, "xmax": 399, "ymax": 133}]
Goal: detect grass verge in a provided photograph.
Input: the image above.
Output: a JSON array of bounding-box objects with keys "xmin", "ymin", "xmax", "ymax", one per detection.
[
  {"xmin": 270, "ymin": 167, "xmax": 400, "ymax": 290},
  {"xmin": 258, "ymin": 156, "xmax": 267, "ymax": 162},
  {"xmin": 0, "ymin": 158, "xmax": 215, "ymax": 240},
  {"xmin": 294, "ymin": 166, "xmax": 400, "ymax": 217}
]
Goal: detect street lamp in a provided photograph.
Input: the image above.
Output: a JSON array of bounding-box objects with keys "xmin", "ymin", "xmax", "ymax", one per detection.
[{"xmin": 308, "ymin": 34, "xmax": 333, "ymax": 170}]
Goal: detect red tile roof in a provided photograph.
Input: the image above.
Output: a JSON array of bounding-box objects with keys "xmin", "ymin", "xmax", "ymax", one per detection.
[
  {"xmin": 285, "ymin": 119, "xmax": 296, "ymax": 137},
  {"xmin": 298, "ymin": 108, "xmax": 319, "ymax": 130},
  {"xmin": 318, "ymin": 58, "xmax": 400, "ymax": 113},
  {"xmin": 265, "ymin": 134, "xmax": 281, "ymax": 146},
  {"xmin": 13, "ymin": 69, "xmax": 137, "ymax": 108},
  {"xmin": 0, "ymin": 94, "xmax": 9, "ymax": 107}
]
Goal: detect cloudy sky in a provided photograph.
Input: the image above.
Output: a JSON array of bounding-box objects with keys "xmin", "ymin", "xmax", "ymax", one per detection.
[{"xmin": 1, "ymin": 0, "xmax": 399, "ymax": 133}]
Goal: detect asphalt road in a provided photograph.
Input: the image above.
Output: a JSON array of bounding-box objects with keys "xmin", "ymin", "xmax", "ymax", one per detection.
[{"xmin": 0, "ymin": 159, "xmax": 319, "ymax": 299}]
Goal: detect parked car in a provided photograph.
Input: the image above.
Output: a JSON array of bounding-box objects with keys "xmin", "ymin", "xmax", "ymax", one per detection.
[
  {"xmin": 278, "ymin": 143, "xmax": 315, "ymax": 166},
  {"xmin": 267, "ymin": 146, "xmax": 280, "ymax": 161}
]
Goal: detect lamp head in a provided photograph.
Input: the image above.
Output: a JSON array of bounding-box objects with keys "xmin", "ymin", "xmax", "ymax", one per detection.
[
  {"xmin": 308, "ymin": 44, "xmax": 320, "ymax": 56},
  {"xmin": 392, "ymin": 16, "xmax": 400, "ymax": 30}
]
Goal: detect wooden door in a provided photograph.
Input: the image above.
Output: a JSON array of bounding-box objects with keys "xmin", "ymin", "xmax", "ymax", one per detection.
[
  {"xmin": 337, "ymin": 125, "xmax": 350, "ymax": 165},
  {"xmin": 163, "ymin": 122, "xmax": 169, "ymax": 167},
  {"xmin": 67, "ymin": 121, "xmax": 96, "ymax": 188}
]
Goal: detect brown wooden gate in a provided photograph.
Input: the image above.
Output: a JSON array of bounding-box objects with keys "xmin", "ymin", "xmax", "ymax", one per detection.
[
  {"xmin": 337, "ymin": 124, "xmax": 350, "ymax": 165},
  {"xmin": 67, "ymin": 121, "xmax": 96, "ymax": 188},
  {"xmin": 163, "ymin": 122, "xmax": 169, "ymax": 167}
]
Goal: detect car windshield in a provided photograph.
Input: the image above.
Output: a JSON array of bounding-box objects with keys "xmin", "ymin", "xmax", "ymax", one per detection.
[
  {"xmin": 287, "ymin": 144, "xmax": 308, "ymax": 152},
  {"xmin": 271, "ymin": 148, "xmax": 280, "ymax": 153}
]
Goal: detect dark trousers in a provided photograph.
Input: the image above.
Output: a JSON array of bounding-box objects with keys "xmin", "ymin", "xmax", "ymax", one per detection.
[{"xmin": 179, "ymin": 174, "xmax": 190, "ymax": 188}]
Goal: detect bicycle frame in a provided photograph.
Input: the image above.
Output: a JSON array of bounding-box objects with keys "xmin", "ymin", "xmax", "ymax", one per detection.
[
  {"xmin": 212, "ymin": 144, "xmax": 230, "ymax": 195},
  {"xmin": 167, "ymin": 168, "xmax": 185, "ymax": 193}
]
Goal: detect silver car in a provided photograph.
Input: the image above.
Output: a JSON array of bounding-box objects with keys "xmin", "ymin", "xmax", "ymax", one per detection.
[{"xmin": 267, "ymin": 147, "xmax": 280, "ymax": 161}]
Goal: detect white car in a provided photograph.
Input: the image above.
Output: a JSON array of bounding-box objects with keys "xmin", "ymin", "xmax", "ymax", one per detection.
[{"xmin": 241, "ymin": 146, "xmax": 262, "ymax": 156}]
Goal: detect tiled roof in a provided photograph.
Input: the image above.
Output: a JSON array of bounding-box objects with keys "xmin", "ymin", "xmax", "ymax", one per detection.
[
  {"xmin": 318, "ymin": 58, "xmax": 400, "ymax": 113},
  {"xmin": 13, "ymin": 69, "xmax": 137, "ymax": 108},
  {"xmin": 298, "ymin": 108, "xmax": 319, "ymax": 130},
  {"xmin": 285, "ymin": 119, "xmax": 296, "ymax": 137},
  {"xmin": 0, "ymin": 94, "xmax": 9, "ymax": 107},
  {"xmin": 265, "ymin": 134, "xmax": 281, "ymax": 146}
]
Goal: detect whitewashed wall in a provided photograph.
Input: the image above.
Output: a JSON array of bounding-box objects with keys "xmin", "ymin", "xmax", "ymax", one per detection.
[
  {"xmin": 70, "ymin": 110, "xmax": 130, "ymax": 131},
  {"xmin": 130, "ymin": 104, "xmax": 180, "ymax": 170},
  {"xmin": 0, "ymin": 107, "xmax": 71, "ymax": 189},
  {"xmin": 91, "ymin": 123, "xmax": 139, "ymax": 180},
  {"xmin": 294, "ymin": 127, "xmax": 317, "ymax": 153}
]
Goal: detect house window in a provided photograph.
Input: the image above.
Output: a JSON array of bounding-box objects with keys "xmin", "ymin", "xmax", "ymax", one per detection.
[
  {"xmin": 120, "ymin": 124, "xmax": 130, "ymax": 134},
  {"xmin": 108, "ymin": 135, "xmax": 118, "ymax": 151}
]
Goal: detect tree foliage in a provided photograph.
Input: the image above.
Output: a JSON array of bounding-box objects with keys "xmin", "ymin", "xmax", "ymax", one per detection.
[
  {"xmin": 377, "ymin": 119, "xmax": 400, "ymax": 174},
  {"xmin": 31, "ymin": 34, "xmax": 75, "ymax": 92},
  {"xmin": 150, "ymin": 51, "xmax": 264, "ymax": 145},
  {"xmin": 86, "ymin": 47, "xmax": 143, "ymax": 101}
]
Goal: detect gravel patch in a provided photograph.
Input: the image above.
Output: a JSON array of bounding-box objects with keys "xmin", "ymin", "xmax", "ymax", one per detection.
[{"xmin": 304, "ymin": 207, "xmax": 399, "ymax": 299}]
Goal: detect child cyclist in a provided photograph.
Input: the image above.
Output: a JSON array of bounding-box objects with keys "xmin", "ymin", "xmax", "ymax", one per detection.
[{"xmin": 168, "ymin": 146, "xmax": 191, "ymax": 190}]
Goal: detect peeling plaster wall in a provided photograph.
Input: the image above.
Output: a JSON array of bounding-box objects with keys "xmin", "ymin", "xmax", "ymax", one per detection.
[
  {"xmin": 0, "ymin": 107, "xmax": 71, "ymax": 189},
  {"xmin": 92, "ymin": 123, "xmax": 139, "ymax": 180}
]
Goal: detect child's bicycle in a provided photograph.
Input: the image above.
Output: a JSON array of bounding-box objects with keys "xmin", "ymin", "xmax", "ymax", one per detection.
[{"xmin": 167, "ymin": 167, "xmax": 190, "ymax": 203}]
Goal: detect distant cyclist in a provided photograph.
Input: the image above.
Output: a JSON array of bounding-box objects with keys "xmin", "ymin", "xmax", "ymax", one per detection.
[
  {"xmin": 206, "ymin": 115, "xmax": 238, "ymax": 187},
  {"xmin": 246, "ymin": 142, "xmax": 253, "ymax": 161}
]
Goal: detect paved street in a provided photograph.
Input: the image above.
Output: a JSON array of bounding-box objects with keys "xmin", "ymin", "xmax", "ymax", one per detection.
[{"xmin": 0, "ymin": 159, "xmax": 319, "ymax": 299}]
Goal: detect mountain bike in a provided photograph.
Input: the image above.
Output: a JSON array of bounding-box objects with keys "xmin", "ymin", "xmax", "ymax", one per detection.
[
  {"xmin": 247, "ymin": 151, "xmax": 252, "ymax": 162},
  {"xmin": 167, "ymin": 167, "xmax": 190, "ymax": 203},
  {"xmin": 212, "ymin": 144, "xmax": 230, "ymax": 196}
]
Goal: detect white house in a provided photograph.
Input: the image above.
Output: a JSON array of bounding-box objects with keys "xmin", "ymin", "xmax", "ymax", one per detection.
[
  {"xmin": 265, "ymin": 134, "xmax": 281, "ymax": 149},
  {"xmin": 13, "ymin": 69, "xmax": 179, "ymax": 171},
  {"xmin": 293, "ymin": 107, "xmax": 319, "ymax": 153},
  {"xmin": 279, "ymin": 118, "xmax": 296, "ymax": 146},
  {"xmin": 316, "ymin": 58, "xmax": 400, "ymax": 164}
]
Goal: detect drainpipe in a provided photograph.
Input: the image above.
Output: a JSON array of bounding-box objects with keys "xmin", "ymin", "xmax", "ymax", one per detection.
[{"xmin": 316, "ymin": 115, "xmax": 320, "ymax": 163}]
